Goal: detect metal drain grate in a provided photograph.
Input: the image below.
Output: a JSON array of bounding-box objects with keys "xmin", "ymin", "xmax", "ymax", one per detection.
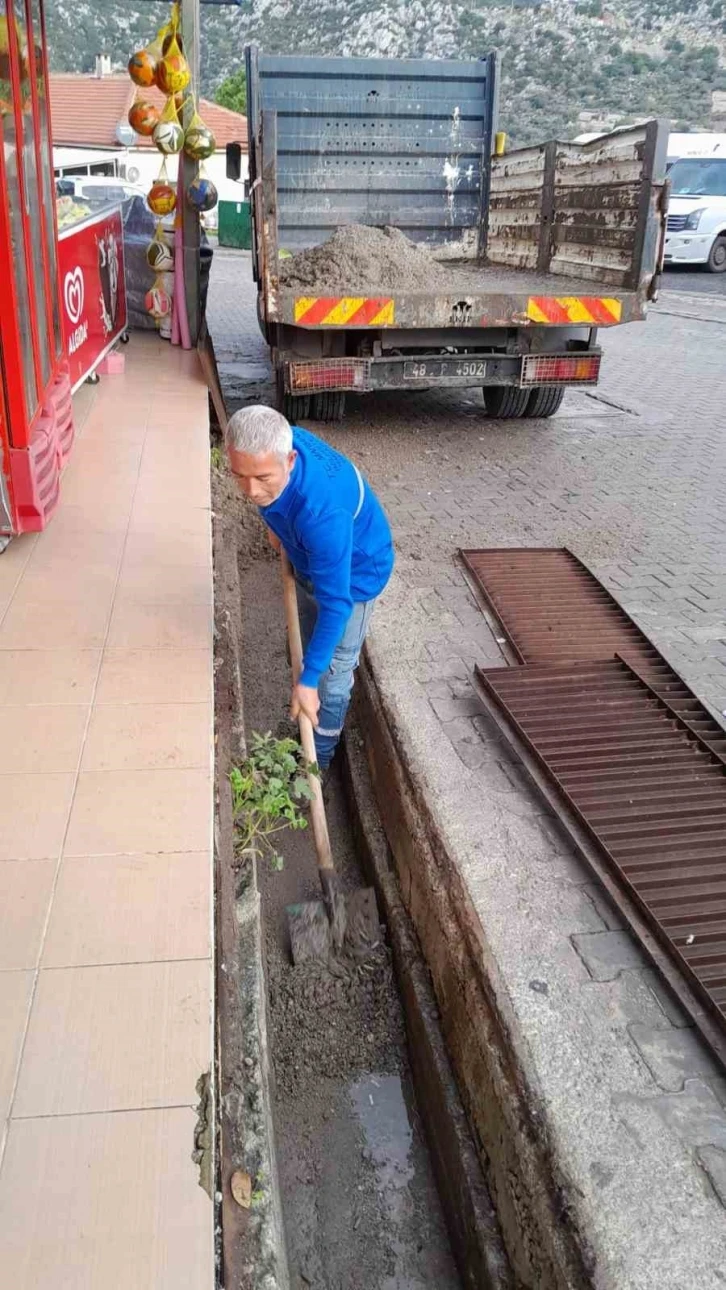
[
  {"xmin": 476, "ymin": 656, "xmax": 726, "ymax": 1055},
  {"xmin": 460, "ymin": 547, "xmax": 726, "ymax": 761}
]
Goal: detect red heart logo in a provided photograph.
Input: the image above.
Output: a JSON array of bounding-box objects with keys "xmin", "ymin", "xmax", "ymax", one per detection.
[{"xmin": 64, "ymin": 267, "xmax": 85, "ymax": 325}]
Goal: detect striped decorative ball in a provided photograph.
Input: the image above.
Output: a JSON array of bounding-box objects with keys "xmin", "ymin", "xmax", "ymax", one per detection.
[{"xmin": 152, "ymin": 120, "xmax": 184, "ymax": 155}]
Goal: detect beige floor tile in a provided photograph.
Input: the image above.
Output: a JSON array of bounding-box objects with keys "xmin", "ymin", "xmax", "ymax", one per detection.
[
  {"xmin": 11, "ymin": 562, "xmax": 118, "ymax": 608},
  {"xmin": 115, "ymin": 560, "xmax": 212, "ymax": 605},
  {"xmin": 78, "ymin": 391, "xmax": 150, "ymax": 422},
  {"xmin": 59, "ymin": 471, "xmax": 138, "ymax": 511},
  {"xmin": 0, "ymin": 705, "xmax": 89, "ymax": 775},
  {"xmin": 0, "ymin": 1107, "xmax": 213, "ymax": 1290},
  {"xmin": 134, "ymin": 476, "xmax": 210, "ymax": 511},
  {"xmin": 140, "ymin": 430, "xmax": 210, "ymax": 465},
  {"xmin": 67, "ymin": 380, "xmax": 96, "ymax": 433},
  {"xmin": 78, "ymin": 416, "xmax": 147, "ymax": 448},
  {"xmin": 0, "ymin": 651, "xmax": 100, "ymax": 706},
  {"xmin": 95, "ymin": 648, "xmax": 211, "ymax": 704},
  {"xmin": 38, "ymin": 502, "xmax": 130, "ymax": 536},
  {"xmin": 123, "ymin": 527, "xmax": 211, "ymax": 568},
  {"xmin": 14, "ymin": 959, "xmax": 210, "ymax": 1116},
  {"xmin": 0, "ymin": 774, "xmax": 75, "ymax": 860},
  {"xmin": 64, "ymin": 767, "xmax": 211, "ymax": 856},
  {"xmin": 0, "ymin": 972, "xmax": 33, "ymax": 1121},
  {"xmin": 28, "ymin": 524, "xmax": 125, "ymax": 570},
  {"xmin": 0, "ymin": 535, "xmax": 37, "ymax": 600},
  {"xmin": 145, "ymin": 400, "xmax": 207, "ymax": 419},
  {"xmin": 0, "ymin": 598, "xmax": 112, "ymax": 651},
  {"xmin": 128, "ymin": 499, "xmax": 210, "ymax": 537},
  {"xmin": 43, "ymin": 852, "xmax": 210, "ymax": 966},
  {"xmin": 0, "ymin": 861, "xmax": 55, "ymax": 970},
  {"xmin": 70, "ymin": 439, "xmax": 144, "ymax": 472},
  {"xmin": 106, "ymin": 600, "xmax": 212, "ymax": 650},
  {"xmin": 81, "ymin": 702, "xmax": 210, "ymax": 772}
]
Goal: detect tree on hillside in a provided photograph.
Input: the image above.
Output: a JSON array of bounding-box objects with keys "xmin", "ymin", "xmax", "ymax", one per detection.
[{"xmin": 216, "ymin": 68, "xmax": 247, "ymax": 115}]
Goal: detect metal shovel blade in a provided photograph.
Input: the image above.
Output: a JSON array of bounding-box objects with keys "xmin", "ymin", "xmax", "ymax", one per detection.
[
  {"xmin": 287, "ymin": 899, "xmax": 332, "ymax": 965},
  {"xmin": 286, "ymin": 886, "xmax": 381, "ymax": 966}
]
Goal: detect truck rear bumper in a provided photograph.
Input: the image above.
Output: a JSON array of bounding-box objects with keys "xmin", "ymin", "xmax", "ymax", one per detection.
[{"xmin": 282, "ymin": 351, "xmax": 602, "ymax": 395}]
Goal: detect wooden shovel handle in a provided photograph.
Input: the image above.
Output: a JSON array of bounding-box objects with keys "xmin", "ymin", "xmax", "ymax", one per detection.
[{"xmin": 280, "ymin": 551, "xmax": 334, "ymax": 873}]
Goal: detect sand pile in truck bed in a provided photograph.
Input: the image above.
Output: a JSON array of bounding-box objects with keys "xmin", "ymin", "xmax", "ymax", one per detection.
[{"xmin": 278, "ymin": 224, "xmax": 453, "ymax": 293}]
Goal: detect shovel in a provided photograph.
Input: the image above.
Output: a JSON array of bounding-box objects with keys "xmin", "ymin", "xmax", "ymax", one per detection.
[{"xmin": 280, "ymin": 551, "xmax": 380, "ymax": 965}]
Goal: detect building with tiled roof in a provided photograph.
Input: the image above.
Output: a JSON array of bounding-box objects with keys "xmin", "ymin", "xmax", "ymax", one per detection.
[
  {"xmin": 49, "ymin": 64, "xmax": 249, "ymax": 211},
  {"xmin": 49, "ymin": 68, "xmax": 248, "ymax": 151}
]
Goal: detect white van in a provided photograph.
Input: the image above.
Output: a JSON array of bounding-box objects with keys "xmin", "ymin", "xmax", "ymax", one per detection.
[{"xmin": 664, "ymin": 155, "xmax": 726, "ymax": 273}]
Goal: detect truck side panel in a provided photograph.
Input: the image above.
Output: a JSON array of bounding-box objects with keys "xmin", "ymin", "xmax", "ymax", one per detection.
[
  {"xmin": 247, "ymin": 50, "xmax": 499, "ymax": 257},
  {"xmin": 488, "ymin": 121, "xmax": 669, "ymax": 291}
]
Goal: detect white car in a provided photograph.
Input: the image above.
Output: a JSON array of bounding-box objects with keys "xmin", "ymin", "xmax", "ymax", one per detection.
[
  {"xmin": 664, "ymin": 156, "xmax": 726, "ymax": 273},
  {"xmin": 56, "ymin": 176, "xmax": 147, "ymax": 206}
]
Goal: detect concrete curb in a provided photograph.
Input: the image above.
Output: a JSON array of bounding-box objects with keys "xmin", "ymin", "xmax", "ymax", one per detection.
[
  {"xmin": 342, "ymin": 721, "xmax": 513, "ymax": 1290},
  {"xmin": 213, "ymin": 510, "xmax": 290, "ymax": 1290}
]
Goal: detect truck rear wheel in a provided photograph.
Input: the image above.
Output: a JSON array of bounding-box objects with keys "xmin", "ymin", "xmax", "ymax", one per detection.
[
  {"xmin": 276, "ymin": 371, "xmax": 311, "ymax": 423},
  {"xmin": 483, "ymin": 386, "xmax": 530, "ymax": 419},
  {"xmin": 524, "ymin": 386, "xmax": 566, "ymax": 418},
  {"xmin": 312, "ymin": 391, "xmax": 346, "ymax": 422},
  {"xmin": 280, "ymin": 392, "xmax": 312, "ymax": 422}
]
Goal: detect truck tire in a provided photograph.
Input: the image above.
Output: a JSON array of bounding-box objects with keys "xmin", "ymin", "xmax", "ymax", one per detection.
[
  {"xmin": 484, "ymin": 386, "xmax": 530, "ymax": 419},
  {"xmin": 524, "ymin": 386, "xmax": 566, "ymax": 418},
  {"xmin": 707, "ymin": 236, "xmax": 726, "ymax": 273},
  {"xmin": 281, "ymin": 393, "xmax": 311, "ymax": 421},
  {"xmin": 276, "ymin": 370, "xmax": 311, "ymax": 422},
  {"xmin": 281, "ymin": 392, "xmax": 312, "ymax": 423},
  {"xmin": 312, "ymin": 391, "xmax": 346, "ymax": 422}
]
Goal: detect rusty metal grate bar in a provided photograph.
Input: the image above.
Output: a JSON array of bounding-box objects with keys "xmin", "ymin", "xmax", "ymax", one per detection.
[
  {"xmin": 460, "ymin": 547, "xmax": 726, "ymax": 761},
  {"xmin": 476, "ymin": 657, "xmax": 726, "ymax": 1054}
]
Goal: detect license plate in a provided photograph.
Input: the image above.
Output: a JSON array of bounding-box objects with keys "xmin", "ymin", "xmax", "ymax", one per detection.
[{"xmin": 403, "ymin": 358, "xmax": 487, "ymax": 381}]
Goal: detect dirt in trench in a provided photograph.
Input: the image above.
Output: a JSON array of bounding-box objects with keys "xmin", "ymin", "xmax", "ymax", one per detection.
[{"xmin": 214, "ymin": 460, "xmax": 460, "ymax": 1290}]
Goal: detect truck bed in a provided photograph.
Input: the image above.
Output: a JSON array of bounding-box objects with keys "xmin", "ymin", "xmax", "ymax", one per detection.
[{"xmin": 275, "ymin": 259, "xmax": 643, "ymax": 330}]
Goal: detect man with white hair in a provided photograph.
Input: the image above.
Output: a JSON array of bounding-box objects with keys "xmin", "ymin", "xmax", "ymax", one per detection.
[{"xmin": 225, "ymin": 405, "xmax": 394, "ymax": 771}]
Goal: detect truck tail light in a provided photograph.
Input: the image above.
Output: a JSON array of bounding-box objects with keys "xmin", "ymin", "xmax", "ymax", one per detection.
[
  {"xmin": 288, "ymin": 359, "xmax": 369, "ymax": 393},
  {"xmin": 521, "ymin": 354, "xmax": 601, "ymax": 386}
]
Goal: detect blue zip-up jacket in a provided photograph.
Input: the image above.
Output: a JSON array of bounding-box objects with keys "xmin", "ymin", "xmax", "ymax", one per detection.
[{"xmin": 259, "ymin": 427, "xmax": 394, "ymax": 687}]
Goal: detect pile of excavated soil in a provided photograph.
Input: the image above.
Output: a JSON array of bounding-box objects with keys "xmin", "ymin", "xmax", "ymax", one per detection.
[{"xmin": 279, "ymin": 224, "xmax": 452, "ymax": 293}]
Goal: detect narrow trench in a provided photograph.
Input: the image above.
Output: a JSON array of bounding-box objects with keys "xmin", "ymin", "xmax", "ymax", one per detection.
[{"xmin": 223, "ymin": 468, "xmax": 461, "ymax": 1289}]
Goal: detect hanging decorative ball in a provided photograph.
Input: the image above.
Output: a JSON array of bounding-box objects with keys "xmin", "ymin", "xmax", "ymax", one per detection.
[
  {"xmin": 146, "ymin": 239, "xmax": 174, "ymax": 272},
  {"xmin": 186, "ymin": 175, "xmax": 218, "ymax": 213},
  {"xmin": 128, "ymin": 100, "xmax": 159, "ymax": 137},
  {"xmin": 156, "ymin": 51, "xmax": 190, "ymax": 95},
  {"xmin": 152, "ymin": 119, "xmax": 184, "ymax": 155},
  {"xmin": 147, "ymin": 182, "xmax": 177, "ymax": 216},
  {"xmin": 128, "ymin": 49, "xmax": 157, "ymax": 88},
  {"xmin": 145, "ymin": 282, "xmax": 172, "ymax": 320},
  {"xmin": 183, "ymin": 124, "xmax": 216, "ymax": 161}
]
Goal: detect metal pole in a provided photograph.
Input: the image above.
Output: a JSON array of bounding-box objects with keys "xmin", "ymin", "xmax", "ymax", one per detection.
[{"xmin": 180, "ymin": 0, "xmax": 201, "ymax": 343}]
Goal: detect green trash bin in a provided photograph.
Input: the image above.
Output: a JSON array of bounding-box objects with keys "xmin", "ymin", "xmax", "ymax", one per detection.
[{"xmin": 218, "ymin": 200, "xmax": 251, "ymax": 250}]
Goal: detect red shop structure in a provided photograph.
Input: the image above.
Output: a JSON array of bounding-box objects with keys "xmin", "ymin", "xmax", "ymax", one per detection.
[{"xmin": 0, "ymin": 0, "xmax": 73, "ymax": 541}]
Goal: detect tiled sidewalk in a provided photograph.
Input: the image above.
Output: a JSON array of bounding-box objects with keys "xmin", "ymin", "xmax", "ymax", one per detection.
[{"xmin": 0, "ymin": 336, "xmax": 214, "ymax": 1287}]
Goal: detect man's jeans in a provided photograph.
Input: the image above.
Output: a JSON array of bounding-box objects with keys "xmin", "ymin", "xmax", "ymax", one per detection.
[{"xmin": 296, "ymin": 578, "xmax": 375, "ymax": 770}]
